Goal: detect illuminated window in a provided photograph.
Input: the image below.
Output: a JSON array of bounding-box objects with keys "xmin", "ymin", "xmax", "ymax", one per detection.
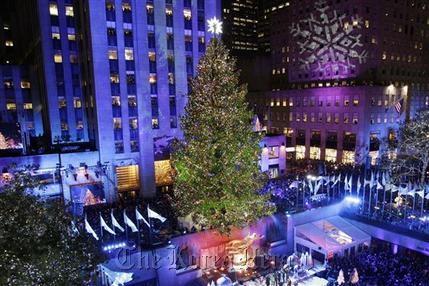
[
  {"xmin": 125, "ymin": 48, "xmax": 134, "ymax": 61},
  {"xmin": 382, "ymin": 52, "xmax": 387, "ymax": 60},
  {"xmin": 352, "ymin": 114, "xmax": 358, "ymax": 124},
  {"xmin": 365, "ymin": 20, "xmax": 370, "ymax": 28},
  {"xmin": 325, "ymin": 149, "xmax": 337, "ymax": 163},
  {"xmin": 344, "ymin": 113, "xmax": 350, "ymax": 124},
  {"xmin": 58, "ymin": 97, "xmax": 66, "ymax": 108},
  {"xmin": 296, "ymin": 145, "xmax": 306, "ymax": 160},
  {"xmin": 4, "ymin": 80, "xmax": 13, "ymax": 88},
  {"xmin": 21, "ymin": 81, "xmax": 31, "ymax": 89},
  {"xmin": 342, "ymin": 151, "xmax": 355, "ymax": 164},
  {"xmin": 52, "ymin": 33, "xmax": 61, "ymax": 40},
  {"xmin": 112, "ymin": 96, "xmax": 121, "ymax": 106},
  {"xmin": 54, "ymin": 53, "xmax": 63, "ymax": 63},
  {"xmin": 344, "ymin": 98, "xmax": 350, "ymax": 106},
  {"xmin": 151, "ymin": 118, "xmax": 159, "ymax": 129},
  {"xmin": 149, "ymin": 52, "xmax": 156, "ymax": 61},
  {"xmin": 183, "ymin": 9, "xmax": 192, "ymax": 19},
  {"xmin": 76, "ymin": 121, "xmax": 84, "ymax": 129},
  {"xmin": 326, "ymin": 113, "xmax": 332, "ymax": 123},
  {"xmin": 289, "ymin": 98, "xmax": 294, "ymax": 107},
  {"xmin": 49, "ymin": 3, "xmax": 58, "ymax": 16},
  {"xmin": 108, "ymin": 50, "xmax": 118, "ymax": 60},
  {"xmin": 129, "ymin": 118, "xmax": 138, "ymax": 129},
  {"xmin": 6, "ymin": 103, "xmax": 16, "ymax": 110},
  {"xmin": 73, "ymin": 98, "xmax": 81, "ymax": 108},
  {"xmin": 110, "ymin": 74, "xmax": 119, "ymax": 83},
  {"xmin": 334, "ymin": 113, "xmax": 339, "ymax": 124},
  {"xmin": 65, "ymin": 6, "xmax": 74, "ymax": 16},
  {"xmin": 5, "ymin": 40, "xmax": 14, "ymax": 47},
  {"xmin": 113, "ymin": 118, "xmax": 122, "ymax": 129},
  {"xmin": 303, "ymin": 112, "xmax": 307, "ymax": 122},
  {"xmin": 68, "ymin": 34, "xmax": 76, "ymax": 41},
  {"xmin": 268, "ymin": 146, "xmax": 279, "ymax": 158},
  {"xmin": 122, "ymin": 2, "xmax": 131, "ymax": 11},
  {"xmin": 309, "ymin": 147, "xmax": 321, "ymax": 160},
  {"xmin": 149, "ymin": 74, "xmax": 157, "ymax": 83}
]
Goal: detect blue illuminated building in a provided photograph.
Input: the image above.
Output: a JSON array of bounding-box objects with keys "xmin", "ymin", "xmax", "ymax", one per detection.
[{"xmin": 0, "ymin": 0, "xmax": 221, "ymax": 201}]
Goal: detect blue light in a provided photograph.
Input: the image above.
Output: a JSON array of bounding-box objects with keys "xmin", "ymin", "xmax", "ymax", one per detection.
[
  {"xmin": 344, "ymin": 196, "xmax": 361, "ymax": 205},
  {"xmin": 102, "ymin": 241, "xmax": 127, "ymax": 252}
]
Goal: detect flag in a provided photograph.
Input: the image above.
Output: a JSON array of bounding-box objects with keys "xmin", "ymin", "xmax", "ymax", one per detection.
[
  {"xmin": 289, "ymin": 180, "xmax": 299, "ymax": 189},
  {"xmin": 308, "ymin": 180, "xmax": 314, "ymax": 193},
  {"xmin": 136, "ymin": 208, "xmax": 150, "ymax": 227},
  {"xmin": 370, "ymin": 171, "xmax": 375, "ymax": 188},
  {"xmin": 85, "ymin": 216, "xmax": 99, "ymax": 240},
  {"xmin": 100, "ymin": 214, "xmax": 116, "ymax": 235},
  {"xmin": 394, "ymin": 97, "xmax": 404, "ymax": 114},
  {"xmin": 347, "ymin": 175, "xmax": 353, "ymax": 192},
  {"xmin": 377, "ymin": 182, "xmax": 384, "ymax": 190},
  {"xmin": 111, "ymin": 210, "xmax": 124, "ymax": 232},
  {"xmin": 148, "ymin": 207, "xmax": 167, "ymax": 223},
  {"xmin": 416, "ymin": 190, "xmax": 424, "ymax": 198},
  {"xmin": 124, "ymin": 211, "xmax": 138, "ymax": 232},
  {"xmin": 382, "ymin": 172, "xmax": 387, "ymax": 186},
  {"xmin": 314, "ymin": 180, "xmax": 322, "ymax": 194}
]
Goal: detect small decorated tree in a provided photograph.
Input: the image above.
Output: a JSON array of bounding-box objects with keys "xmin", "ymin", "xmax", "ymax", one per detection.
[{"xmin": 172, "ymin": 39, "xmax": 274, "ymax": 234}]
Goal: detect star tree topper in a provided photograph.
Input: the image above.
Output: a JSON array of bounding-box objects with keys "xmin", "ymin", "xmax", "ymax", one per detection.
[{"xmin": 207, "ymin": 17, "xmax": 223, "ymax": 35}]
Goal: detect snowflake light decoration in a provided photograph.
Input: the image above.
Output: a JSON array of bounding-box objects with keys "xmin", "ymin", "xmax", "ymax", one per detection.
[
  {"xmin": 207, "ymin": 17, "xmax": 223, "ymax": 35},
  {"xmin": 290, "ymin": 0, "xmax": 368, "ymax": 78}
]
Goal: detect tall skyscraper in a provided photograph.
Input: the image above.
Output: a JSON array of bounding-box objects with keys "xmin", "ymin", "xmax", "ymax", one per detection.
[{"xmin": 0, "ymin": 0, "xmax": 221, "ymax": 201}]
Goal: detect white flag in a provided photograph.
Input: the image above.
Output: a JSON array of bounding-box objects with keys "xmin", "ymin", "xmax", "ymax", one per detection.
[
  {"xmin": 124, "ymin": 211, "xmax": 138, "ymax": 232},
  {"xmin": 136, "ymin": 208, "xmax": 150, "ymax": 227},
  {"xmin": 377, "ymin": 182, "xmax": 384, "ymax": 190},
  {"xmin": 148, "ymin": 207, "xmax": 167, "ymax": 223},
  {"xmin": 100, "ymin": 214, "xmax": 116, "ymax": 235},
  {"xmin": 416, "ymin": 190, "xmax": 425, "ymax": 198},
  {"xmin": 111, "ymin": 211, "xmax": 124, "ymax": 232},
  {"xmin": 289, "ymin": 180, "xmax": 299, "ymax": 189},
  {"xmin": 314, "ymin": 180, "xmax": 322, "ymax": 194},
  {"xmin": 85, "ymin": 216, "xmax": 99, "ymax": 240}
]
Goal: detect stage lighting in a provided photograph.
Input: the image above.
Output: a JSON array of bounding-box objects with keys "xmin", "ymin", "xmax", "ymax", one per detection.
[{"xmin": 344, "ymin": 196, "xmax": 361, "ymax": 205}]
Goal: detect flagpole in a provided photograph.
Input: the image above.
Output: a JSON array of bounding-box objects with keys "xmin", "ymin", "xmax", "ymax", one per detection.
[
  {"xmin": 99, "ymin": 213, "xmax": 104, "ymax": 243},
  {"xmin": 136, "ymin": 207, "xmax": 141, "ymax": 248},
  {"xmin": 147, "ymin": 203, "xmax": 153, "ymax": 248},
  {"xmin": 124, "ymin": 210, "xmax": 129, "ymax": 242},
  {"xmin": 111, "ymin": 209, "xmax": 116, "ymax": 241}
]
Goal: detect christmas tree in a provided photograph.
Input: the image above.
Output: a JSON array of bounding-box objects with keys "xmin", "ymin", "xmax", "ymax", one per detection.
[{"xmin": 172, "ymin": 38, "xmax": 274, "ymax": 234}]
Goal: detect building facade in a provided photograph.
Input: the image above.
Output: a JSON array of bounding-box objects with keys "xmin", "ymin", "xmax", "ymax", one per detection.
[
  {"xmin": 0, "ymin": 0, "xmax": 221, "ymax": 202},
  {"xmin": 250, "ymin": 0, "xmax": 429, "ymax": 165}
]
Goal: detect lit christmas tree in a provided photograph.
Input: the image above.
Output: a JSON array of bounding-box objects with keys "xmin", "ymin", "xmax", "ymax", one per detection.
[{"xmin": 172, "ymin": 38, "xmax": 274, "ymax": 234}]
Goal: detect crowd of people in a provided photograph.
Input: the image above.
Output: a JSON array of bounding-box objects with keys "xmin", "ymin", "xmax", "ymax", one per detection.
[{"xmin": 326, "ymin": 244, "xmax": 429, "ymax": 286}]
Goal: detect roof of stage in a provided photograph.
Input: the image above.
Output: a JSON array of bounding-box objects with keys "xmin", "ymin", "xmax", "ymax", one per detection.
[{"xmin": 295, "ymin": 216, "xmax": 371, "ymax": 253}]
